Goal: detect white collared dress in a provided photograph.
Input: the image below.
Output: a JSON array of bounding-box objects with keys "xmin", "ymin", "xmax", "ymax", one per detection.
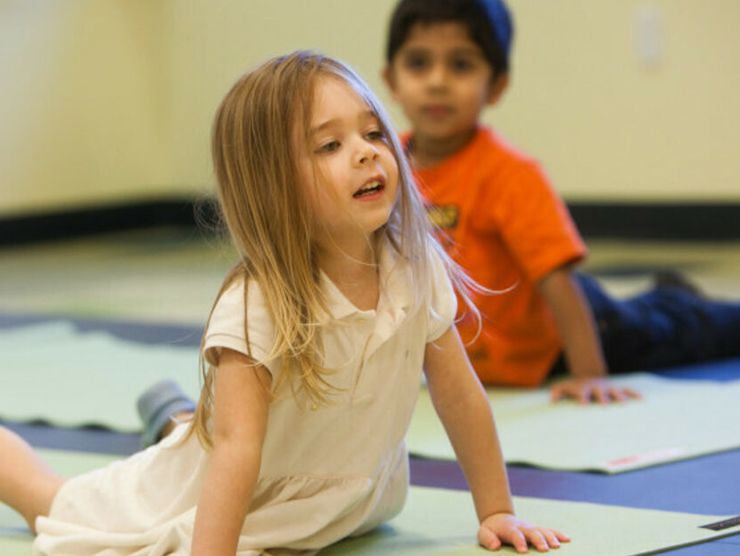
[{"xmin": 34, "ymin": 246, "xmax": 456, "ymax": 555}]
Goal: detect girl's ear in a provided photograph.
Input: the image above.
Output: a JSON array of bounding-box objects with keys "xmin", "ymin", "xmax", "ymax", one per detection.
[
  {"xmin": 382, "ymin": 66, "xmax": 399, "ymax": 99},
  {"xmin": 487, "ymin": 72, "xmax": 510, "ymax": 106}
]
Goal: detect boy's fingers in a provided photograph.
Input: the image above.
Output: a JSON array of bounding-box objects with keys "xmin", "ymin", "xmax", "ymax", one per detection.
[
  {"xmin": 552, "ymin": 381, "xmax": 642, "ymax": 405},
  {"xmin": 625, "ymin": 387, "xmax": 642, "ymax": 399},
  {"xmin": 610, "ymin": 386, "xmax": 643, "ymax": 403},
  {"xmin": 592, "ymin": 386, "xmax": 611, "ymax": 404},
  {"xmin": 607, "ymin": 387, "xmax": 627, "ymax": 402},
  {"xmin": 549, "ymin": 386, "xmax": 565, "ymax": 402},
  {"xmin": 569, "ymin": 386, "xmax": 592, "ymax": 404}
]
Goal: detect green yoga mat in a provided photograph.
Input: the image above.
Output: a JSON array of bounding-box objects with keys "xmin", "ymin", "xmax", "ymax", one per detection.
[
  {"xmin": 0, "ymin": 230, "xmax": 231, "ymax": 325},
  {"xmin": 409, "ymin": 372, "xmax": 740, "ymax": 473},
  {"xmin": 0, "ymin": 322, "xmax": 201, "ymax": 431},
  {"xmin": 1, "ymin": 450, "xmax": 738, "ymax": 556},
  {"xmin": 2, "ymin": 323, "xmax": 740, "ymax": 473}
]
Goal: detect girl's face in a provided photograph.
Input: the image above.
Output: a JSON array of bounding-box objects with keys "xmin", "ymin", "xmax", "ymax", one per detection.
[{"xmin": 298, "ymin": 76, "xmax": 399, "ymax": 251}]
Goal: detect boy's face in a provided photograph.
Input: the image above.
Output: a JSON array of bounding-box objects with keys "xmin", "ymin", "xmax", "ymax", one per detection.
[{"xmin": 384, "ymin": 21, "xmax": 506, "ymax": 146}]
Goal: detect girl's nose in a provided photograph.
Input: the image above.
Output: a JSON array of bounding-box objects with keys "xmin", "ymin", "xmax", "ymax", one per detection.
[{"xmin": 357, "ymin": 142, "xmax": 379, "ymax": 165}]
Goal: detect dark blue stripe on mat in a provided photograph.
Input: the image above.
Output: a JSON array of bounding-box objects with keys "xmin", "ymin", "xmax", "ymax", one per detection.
[
  {"xmin": 665, "ymin": 541, "xmax": 740, "ymax": 555},
  {"xmin": 0, "ymin": 312, "xmax": 202, "ymax": 346},
  {"xmin": 410, "ymin": 448, "xmax": 740, "ymax": 517},
  {"xmin": 3, "ymin": 421, "xmax": 140, "ymax": 456},
  {"xmin": 655, "ymin": 357, "xmax": 740, "ymax": 382}
]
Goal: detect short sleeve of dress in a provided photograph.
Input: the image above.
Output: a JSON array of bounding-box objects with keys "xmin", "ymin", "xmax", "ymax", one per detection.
[
  {"xmin": 426, "ymin": 246, "xmax": 458, "ymax": 343},
  {"xmin": 203, "ymin": 278, "xmax": 279, "ymax": 377}
]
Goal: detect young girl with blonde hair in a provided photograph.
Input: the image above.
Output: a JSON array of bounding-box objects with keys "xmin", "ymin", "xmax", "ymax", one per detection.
[{"xmin": 0, "ymin": 51, "xmax": 568, "ymax": 555}]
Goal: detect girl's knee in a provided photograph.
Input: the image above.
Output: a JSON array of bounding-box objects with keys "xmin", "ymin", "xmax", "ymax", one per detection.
[
  {"xmin": 23, "ymin": 474, "xmax": 64, "ymax": 533},
  {"xmin": 0, "ymin": 427, "xmax": 63, "ymax": 532}
]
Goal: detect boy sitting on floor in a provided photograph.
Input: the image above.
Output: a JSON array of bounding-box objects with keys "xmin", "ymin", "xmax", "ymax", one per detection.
[{"xmin": 381, "ymin": 0, "xmax": 740, "ymax": 403}]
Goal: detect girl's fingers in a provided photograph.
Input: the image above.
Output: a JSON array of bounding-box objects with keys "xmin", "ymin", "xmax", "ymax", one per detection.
[
  {"xmin": 521, "ymin": 527, "xmax": 571, "ymax": 552},
  {"xmin": 522, "ymin": 529, "xmax": 549, "ymax": 552},
  {"xmin": 505, "ymin": 528, "xmax": 529, "ymax": 553},
  {"xmin": 478, "ymin": 527, "xmax": 501, "ymax": 550},
  {"xmin": 541, "ymin": 527, "xmax": 570, "ymax": 548},
  {"xmin": 553, "ymin": 528, "xmax": 571, "ymax": 543},
  {"xmin": 480, "ymin": 520, "xmax": 572, "ymax": 553},
  {"xmin": 478, "ymin": 526, "xmax": 502, "ymax": 551}
]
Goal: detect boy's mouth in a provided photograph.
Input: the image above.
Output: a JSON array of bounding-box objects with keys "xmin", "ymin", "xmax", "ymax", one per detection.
[
  {"xmin": 353, "ymin": 177, "xmax": 385, "ymax": 198},
  {"xmin": 422, "ymin": 104, "xmax": 453, "ymax": 117}
]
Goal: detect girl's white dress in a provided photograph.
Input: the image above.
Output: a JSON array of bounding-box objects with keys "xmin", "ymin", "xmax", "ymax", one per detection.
[{"xmin": 33, "ymin": 245, "xmax": 455, "ymax": 555}]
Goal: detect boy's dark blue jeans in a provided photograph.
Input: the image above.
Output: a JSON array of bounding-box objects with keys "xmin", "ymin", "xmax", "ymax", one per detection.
[{"xmin": 564, "ymin": 273, "xmax": 740, "ymax": 374}]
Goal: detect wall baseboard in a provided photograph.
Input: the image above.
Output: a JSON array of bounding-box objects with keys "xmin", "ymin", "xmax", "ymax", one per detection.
[
  {"xmin": 567, "ymin": 202, "xmax": 740, "ymax": 241},
  {"xmin": 0, "ymin": 199, "xmax": 219, "ymax": 247},
  {"xmin": 1, "ymin": 199, "xmax": 739, "ymax": 247}
]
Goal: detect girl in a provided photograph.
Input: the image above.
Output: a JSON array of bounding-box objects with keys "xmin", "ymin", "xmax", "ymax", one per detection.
[{"xmin": 0, "ymin": 51, "xmax": 568, "ymax": 555}]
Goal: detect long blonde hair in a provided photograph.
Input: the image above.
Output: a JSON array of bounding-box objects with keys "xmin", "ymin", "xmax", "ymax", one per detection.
[{"xmin": 190, "ymin": 51, "xmax": 479, "ymax": 448}]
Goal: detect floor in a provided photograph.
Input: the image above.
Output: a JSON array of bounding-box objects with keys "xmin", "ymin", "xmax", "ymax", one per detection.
[
  {"xmin": 1, "ymin": 227, "xmax": 739, "ymax": 555},
  {"xmin": 1, "ymin": 228, "xmax": 739, "ymax": 323}
]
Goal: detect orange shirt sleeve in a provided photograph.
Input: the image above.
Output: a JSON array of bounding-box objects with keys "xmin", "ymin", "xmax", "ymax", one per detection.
[{"xmin": 478, "ymin": 159, "xmax": 587, "ymax": 282}]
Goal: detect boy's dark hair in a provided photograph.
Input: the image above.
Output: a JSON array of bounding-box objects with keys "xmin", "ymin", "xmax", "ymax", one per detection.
[{"xmin": 386, "ymin": 0, "xmax": 513, "ymax": 76}]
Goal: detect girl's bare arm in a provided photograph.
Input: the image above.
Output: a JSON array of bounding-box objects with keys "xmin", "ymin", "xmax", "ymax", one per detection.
[
  {"xmin": 192, "ymin": 349, "xmax": 272, "ymax": 556},
  {"xmin": 424, "ymin": 327, "xmax": 568, "ymax": 552}
]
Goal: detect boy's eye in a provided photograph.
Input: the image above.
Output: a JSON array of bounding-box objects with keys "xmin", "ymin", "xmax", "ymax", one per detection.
[
  {"xmin": 402, "ymin": 54, "xmax": 429, "ymax": 72},
  {"xmin": 316, "ymin": 140, "xmax": 340, "ymax": 154},
  {"xmin": 450, "ymin": 58, "xmax": 474, "ymax": 73}
]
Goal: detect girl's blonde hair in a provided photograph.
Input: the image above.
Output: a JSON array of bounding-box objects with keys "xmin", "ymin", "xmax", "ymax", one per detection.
[{"xmin": 190, "ymin": 51, "xmax": 479, "ymax": 448}]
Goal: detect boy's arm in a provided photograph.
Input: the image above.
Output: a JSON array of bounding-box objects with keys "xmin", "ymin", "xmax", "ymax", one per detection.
[
  {"xmin": 424, "ymin": 327, "xmax": 568, "ymax": 552},
  {"xmin": 192, "ymin": 349, "xmax": 271, "ymax": 556},
  {"xmin": 537, "ymin": 266, "xmax": 639, "ymax": 404}
]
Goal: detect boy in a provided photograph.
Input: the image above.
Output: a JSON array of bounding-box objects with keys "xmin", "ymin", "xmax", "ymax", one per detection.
[
  {"xmin": 382, "ymin": 0, "xmax": 740, "ymax": 403},
  {"xmin": 136, "ymin": 0, "xmax": 740, "ymax": 447}
]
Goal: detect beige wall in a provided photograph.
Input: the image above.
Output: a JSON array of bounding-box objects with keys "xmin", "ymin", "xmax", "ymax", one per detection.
[
  {"xmin": 0, "ymin": 1, "xmax": 172, "ymax": 215},
  {"xmin": 161, "ymin": 0, "xmax": 398, "ymax": 196},
  {"xmin": 497, "ymin": 1, "xmax": 740, "ymax": 202},
  {"xmin": 2, "ymin": 0, "xmax": 739, "ymax": 216}
]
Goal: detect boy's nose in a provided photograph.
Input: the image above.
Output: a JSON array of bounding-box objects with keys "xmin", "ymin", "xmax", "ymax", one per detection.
[{"xmin": 426, "ymin": 64, "xmax": 448, "ymax": 89}]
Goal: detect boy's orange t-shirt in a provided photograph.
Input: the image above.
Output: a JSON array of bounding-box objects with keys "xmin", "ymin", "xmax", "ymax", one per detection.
[{"xmin": 406, "ymin": 127, "xmax": 587, "ymax": 387}]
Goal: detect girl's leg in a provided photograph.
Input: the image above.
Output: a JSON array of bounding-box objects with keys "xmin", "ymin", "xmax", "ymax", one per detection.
[{"xmin": 0, "ymin": 426, "xmax": 63, "ymax": 532}]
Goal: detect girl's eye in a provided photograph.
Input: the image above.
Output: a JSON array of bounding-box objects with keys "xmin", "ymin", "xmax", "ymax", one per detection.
[
  {"xmin": 316, "ymin": 140, "xmax": 340, "ymax": 154},
  {"xmin": 366, "ymin": 129, "xmax": 385, "ymax": 141}
]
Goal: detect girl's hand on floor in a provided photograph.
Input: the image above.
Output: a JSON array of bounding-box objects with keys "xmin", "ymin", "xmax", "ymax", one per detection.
[
  {"xmin": 478, "ymin": 512, "xmax": 570, "ymax": 553},
  {"xmin": 550, "ymin": 376, "xmax": 641, "ymax": 405}
]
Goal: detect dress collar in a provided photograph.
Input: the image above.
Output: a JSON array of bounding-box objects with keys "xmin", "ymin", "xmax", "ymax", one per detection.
[{"xmin": 319, "ymin": 238, "xmax": 413, "ymax": 325}]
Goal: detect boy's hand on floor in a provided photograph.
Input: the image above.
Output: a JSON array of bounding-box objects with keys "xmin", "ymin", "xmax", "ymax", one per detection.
[
  {"xmin": 478, "ymin": 512, "xmax": 570, "ymax": 553},
  {"xmin": 550, "ymin": 376, "xmax": 641, "ymax": 405}
]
